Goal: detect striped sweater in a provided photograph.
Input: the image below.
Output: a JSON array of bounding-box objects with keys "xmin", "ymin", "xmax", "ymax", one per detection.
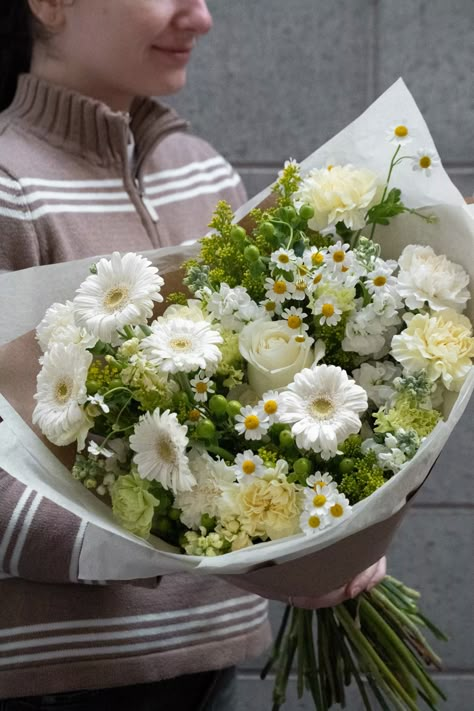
[{"xmin": 0, "ymin": 74, "xmax": 270, "ymax": 698}]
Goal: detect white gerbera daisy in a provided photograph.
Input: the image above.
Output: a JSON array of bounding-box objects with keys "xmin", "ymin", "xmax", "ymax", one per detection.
[
  {"xmin": 129, "ymin": 409, "xmax": 195, "ymax": 493},
  {"xmin": 141, "ymin": 318, "xmax": 223, "ymax": 374},
  {"xmin": 270, "ymin": 248, "xmax": 297, "ymax": 272},
  {"xmin": 234, "ymin": 405, "xmax": 270, "ymax": 441},
  {"xmin": 300, "ymin": 508, "xmax": 331, "ymax": 535},
  {"xmin": 282, "ymin": 306, "xmax": 309, "ymax": 333},
  {"xmin": 73, "ymin": 252, "xmax": 164, "ymax": 342},
  {"xmin": 33, "ymin": 343, "xmax": 93, "ymax": 450},
  {"xmin": 259, "ymin": 390, "xmax": 282, "ymax": 424},
  {"xmin": 411, "ymin": 149, "xmax": 440, "ymax": 176},
  {"xmin": 313, "ymin": 297, "xmax": 342, "ymax": 327},
  {"xmin": 386, "ymin": 122, "xmax": 413, "ymax": 145},
  {"xmin": 233, "ymin": 450, "xmax": 266, "ymax": 483},
  {"xmin": 278, "ymin": 365, "xmax": 368, "ymax": 459},
  {"xmin": 264, "ymin": 276, "xmax": 295, "ymax": 304},
  {"xmin": 36, "ymin": 300, "xmax": 98, "ymax": 353},
  {"xmin": 190, "ymin": 373, "xmax": 215, "ymax": 403}
]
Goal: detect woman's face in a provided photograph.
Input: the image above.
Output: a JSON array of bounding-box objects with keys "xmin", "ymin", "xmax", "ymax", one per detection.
[{"xmin": 33, "ymin": 0, "xmax": 213, "ymax": 109}]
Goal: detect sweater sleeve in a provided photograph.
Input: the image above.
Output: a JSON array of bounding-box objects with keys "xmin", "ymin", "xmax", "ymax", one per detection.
[{"xmin": 0, "ymin": 168, "xmax": 41, "ymax": 272}]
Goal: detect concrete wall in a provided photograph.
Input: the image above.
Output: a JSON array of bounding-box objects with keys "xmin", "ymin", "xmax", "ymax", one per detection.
[{"xmin": 169, "ymin": 1, "xmax": 473, "ymax": 707}]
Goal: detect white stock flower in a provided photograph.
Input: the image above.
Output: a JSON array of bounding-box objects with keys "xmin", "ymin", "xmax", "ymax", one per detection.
[
  {"xmin": 206, "ymin": 284, "xmax": 264, "ymax": 332},
  {"xmin": 397, "ymin": 245, "xmax": 470, "ymax": 312},
  {"xmin": 129, "ymin": 409, "xmax": 195, "ymax": 493},
  {"xmin": 73, "ymin": 252, "xmax": 164, "ymax": 342},
  {"xmin": 297, "ymin": 164, "xmax": 382, "ymax": 231},
  {"xmin": 352, "ymin": 361, "xmax": 402, "ymax": 408},
  {"xmin": 141, "ymin": 318, "xmax": 223, "ymax": 374},
  {"xmin": 239, "ymin": 319, "xmax": 314, "ymax": 397},
  {"xmin": 36, "ymin": 300, "xmax": 98, "ymax": 353},
  {"xmin": 278, "ymin": 364, "xmax": 368, "ymax": 459},
  {"xmin": 342, "ymin": 307, "xmax": 387, "ymax": 356},
  {"xmin": 33, "ymin": 343, "xmax": 93, "ymax": 450},
  {"xmin": 391, "ymin": 310, "xmax": 474, "ymax": 391}
]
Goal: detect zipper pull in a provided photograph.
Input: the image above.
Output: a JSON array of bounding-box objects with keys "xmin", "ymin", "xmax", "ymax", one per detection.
[{"xmin": 141, "ymin": 193, "xmax": 160, "ymax": 223}]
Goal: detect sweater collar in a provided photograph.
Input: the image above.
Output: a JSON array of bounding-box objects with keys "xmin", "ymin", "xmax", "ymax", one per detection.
[{"xmin": 6, "ymin": 74, "xmax": 188, "ymax": 169}]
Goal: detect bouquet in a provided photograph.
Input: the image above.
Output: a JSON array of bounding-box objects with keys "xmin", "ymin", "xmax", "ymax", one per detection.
[{"xmin": 1, "ymin": 80, "xmax": 473, "ymax": 709}]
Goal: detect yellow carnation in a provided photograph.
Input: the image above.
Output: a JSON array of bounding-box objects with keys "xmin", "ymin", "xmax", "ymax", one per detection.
[{"xmin": 238, "ymin": 478, "xmax": 301, "ymax": 540}]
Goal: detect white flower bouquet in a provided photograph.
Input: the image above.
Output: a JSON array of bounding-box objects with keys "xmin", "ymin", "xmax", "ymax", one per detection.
[{"xmin": 1, "ymin": 79, "xmax": 473, "ymax": 709}]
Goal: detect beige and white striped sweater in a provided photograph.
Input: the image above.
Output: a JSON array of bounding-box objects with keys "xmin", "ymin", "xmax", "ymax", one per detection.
[{"xmin": 0, "ymin": 74, "xmax": 270, "ymax": 698}]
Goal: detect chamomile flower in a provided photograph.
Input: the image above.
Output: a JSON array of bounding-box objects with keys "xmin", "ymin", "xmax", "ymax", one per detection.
[
  {"xmin": 292, "ymin": 276, "xmax": 310, "ymax": 301},
  {"xmin": 141, "ymin": 318, "xmax": 223, "ymax": 374},
  {"xmin": 303, "ymin": 486, "xmax": 334, "ymax": 513},
  {"xmin": 262, "ymin": 299, "xmax": 281, "ymax": 317},
  {"xmin": 300, "ymin": 508, "xmax": 331, "ymax": 535},
  {"xmin": 278, "ymin": 364, "xmax": 368, "ymax": 459},
  {"xmin": 86, "ymin": 393, "xmax": 110, "ymax": 414},
  {"xmin": 271, "ymin": 248, "xmax": 297, "ymax": 272},
  {"xmin": 328, "ymin": 492, "xmax": 352, "ymax": 522},
  {"xmin": 313, "ymin": 297, "xmax": 342, "ymax": 327},
  {"xmin": 328, "ymin": 241, "xmax": 353, "ymax": 272},
  {"xmin": 282, "ymin": 306, "xmax": 309, "ymax": 333},
  {"xmin": 306, "ymin": 270, "xmax": 326, "ymax": 293},
  {"xmin": 129, "ymin": 408, "xmax": 195, "ymax": 493},
  {"xmin": 264, "ymin": 276, "xmax": 295, "ymax": 304},
  {"xmin": 190, "ymin": 373, "xmax": 215, "ymax": 403},
  {"xmin": 303, "ymin": 246, "xmax": 327, "ymax": 270},
  {"xmin": 306, "ymin": 472, "xmax": 338, "ymax": 494},
  {"xmin": 73, "ymin": 252, "xmax": 164, "ymax": 343},
  {"xmin": 365, "ymin": 265, "xmax": 398, "ymax": 295},
  {"xmin": 412, "ymin": 149, "xmax": 440, "ymax": 176},
  {"xmin": 233, "ymin": 450, "xmax": 266, "ymax": 483},
  {"xmin": 386, "ymin": 122, "xmax": 413, "ymax": 145},
  {"xmin": 259, "ymin": 390, "xmax": 282, "ymax": 424},
  {"xmin": 234, "ymin": 405, "xmax": 270, "ymax": 441}
]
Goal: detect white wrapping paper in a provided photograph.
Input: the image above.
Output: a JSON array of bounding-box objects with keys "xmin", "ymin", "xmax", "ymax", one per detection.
[{"xmin": 0, "ymin": 79, "xmax": 472, "ymax": 584}]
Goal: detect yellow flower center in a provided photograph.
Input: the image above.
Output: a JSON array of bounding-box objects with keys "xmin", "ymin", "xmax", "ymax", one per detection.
[
  {"xmin": 330, "ymin": 503, "xmax": 344, "ymax": 518},
  {"xmin": 244, "ymin": 415, "xmax": 260, "ymax": 430},
  {"xmin": 103, "ymin": 285, "xmax": 129, "ymax": 312},
  {"xmin": 265, "ymin": 301, "xmax": 276, "ymax": 312},
  {"xmin": 170, "ymin": 337, "xmax": 192, "ymax": 351},
  {"xmin": 188, "ymin": 409, "xmax": 201, "ymax": 421},
  {"xmin": 278, "ymin": 254, "xmax": 290, "ymax": 264},
  {"xmin": 341, "ymin": 265, "xmax": 349, "ymax": 273},
  {"xmin": 54, "ymin": 378, "xmax": 73, "ymax": 403},
  {"xmin": 273, "ymin": 280, "xmax": 287, "ymax": 295},
  {"xmin": 394, "ymin": 125, "xmax": 408, "ymax": 137},
  {"xmin": 242, "ymin": 460, "xmax": 256, "ymax": 475},
  {"xmin": 327, "ymin": 165, "xmax": 334, "ymax": 171},
  {"xmin": 310, "ymin": 397, "xmax": 334, "ymax": 419},
  {"xmin": 308, "ymin": 515, "xmax": 321, "ymax": 528},
  {"xmin": 295, "ymin": 279, "xmax": 306, "ymax": 292},
  {"xmin": 419, "ymin": 155, "xmax": 431, "ymax": 169},
  {"xmin": 321, "ymin": 303, "xmax": 334, "ymax": 318},
  {"xmin": 311, "ymin": 252, "xmax": 324, "ymax": 266},
  {"xmin": 264, "ymin": 399, "xmax": 278, "ymax": 415},
  {"xmin": 313, "ymin": 480, "xmax": 326, "ymax": 490},
  {"xmin": 332, "ymin": 250, "xmax": 345, "ymax": 263},
  {"xmin": 295, "ymin": 335, "xmax": 306, "ymax": 343},
  {"xmin": 195, "ymin": 382, "xmax": 208, "ymax": 394},
  {"xmin": 287, "ymin": 315, "xmax": 302, "ymax": 329},
  {"xmin": 313, "ymin": 273, "xmax": 322, "ymax": 285},
  {"xmin": 373, "ymin": 275, "xmax": 387, "ymax": 287},
  {"xmin": 313, "ymin": 494, "xmax": 327, "ymax": 507}
]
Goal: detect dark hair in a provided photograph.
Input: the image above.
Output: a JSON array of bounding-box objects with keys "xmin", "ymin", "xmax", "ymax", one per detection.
[{"xmin": 0, "ymin": 1, "xmax": 36, "ymax": 112}]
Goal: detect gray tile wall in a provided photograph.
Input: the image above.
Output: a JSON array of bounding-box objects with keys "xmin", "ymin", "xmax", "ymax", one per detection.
[{"xmin": 170, "ymin": 1, "xmax": 473, "ymax": 708}]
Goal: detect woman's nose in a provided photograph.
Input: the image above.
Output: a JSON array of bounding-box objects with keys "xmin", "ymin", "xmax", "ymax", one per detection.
[{"xmin": 176, "ymin": 0, "xmax": 213, "ymax": 36}]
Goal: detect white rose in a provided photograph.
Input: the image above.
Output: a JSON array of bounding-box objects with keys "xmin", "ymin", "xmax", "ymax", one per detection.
[
  {"xmin": 239, "ymin": 319, "xmax": 314, "ymax": 397},
  {"xmin": 296, "ymin": 164, "xmax": 382, "ymax": 232}
]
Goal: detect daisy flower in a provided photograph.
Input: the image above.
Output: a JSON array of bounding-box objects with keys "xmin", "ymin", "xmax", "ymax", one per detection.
[
  {"xmin": 365, "ymin": 265, "xmax": 398, "ymax": 295},
  {"xmin": 306, "ymin": 270, "xmax": 326, "ymax": 293},
  {"xmin": 327, "ymin": 492, "xmax": 352, "ymax": 522},
  {"xmin": 141, "ymin": 318, "xmax": 223, "ymax": 374},
  {"xmin": 313, "ymin": 297, "xmax": 342, "ymax": 327},
  {"xmin": 282, "ymin": 306, "xmax": 309, "ymax": 333},
  {"xmin": 190, "ymin": 373, "xmax": 215, "ymax": 403},
  {"xmin": 33, "ymin": 343, "xmax": 93, "ymax": 450},
  {"xmin": 259, "ymin": 390, "xmax": 282, "ymax": 424},
  {"xmin": 73, "ymin": 252, "xmax": 164, "ymax": 343},
  {"xmin": 411, "ymin": 148, "xmax": 440, "ymax": 176},
  {"xmin": 270, "ymin": 248, "xmax": 297, "ymax": 272},
  {"xmin": 292, "ymin": 276, "xmax": 310, "ymax": 301},
  {"xmin": 303, "ymin": 486, "xmax": 335, "ymax": 513},
  {"xmin": 278, "ymin": 364, "xmax": 368, "ymax": 459},
  {"xmin": 303, "ymin": 246, "xmax": 327, "ymax": 270},
  {"xmin": 86, "ymin": 393, "xmax": 110, "ymax": 414},
  {"xmin": 306, "ymin": 472, "xmax": 338, "ymax": 494},
  {"xmin": 129, "ymin": 408, "xmax": 195, "ymax": 493},
  {"xmin": 386, "ymin": 122, "xmax": 413, "ymax": 145},
  {"xmin": 300, "ymin": 508, "xmax": 331, "ymax": 535},
  {"xmin": 261, "ymin": 299, "xmax": 281, "ymax": 317},
  {"xmin": 234, "ymin": 405, "xmax": 270, "ymax": 441},
  {"xmin": 233, "ymin": 450, "xmax": 266, "ymax": 483},
  {"xmin": 328, "ymin": 241, "xmax": 353, "ymax": 272},
  {"xmin": 264, "ymin": 276, "xmax": 295, "ymax": 304}
]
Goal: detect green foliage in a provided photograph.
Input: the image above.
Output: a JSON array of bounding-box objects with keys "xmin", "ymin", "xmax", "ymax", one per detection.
[
  {"xmin": 338, "ymin": 449, "xmax": 386, "ymax": 504},
  {"xmin": 366, "ymin": 188, "xmax": 406, "ymax": 226}
]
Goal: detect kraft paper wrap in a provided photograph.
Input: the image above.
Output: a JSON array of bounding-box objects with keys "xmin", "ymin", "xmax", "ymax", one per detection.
[{"xmin": 0, "ymin": 79, "xmax": 473, "ymax": 596}]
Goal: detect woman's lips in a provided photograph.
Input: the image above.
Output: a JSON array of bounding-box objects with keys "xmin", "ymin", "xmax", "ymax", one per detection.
[{"xmin": 152, "ymin": 46, "xmax": 193, "ymax": 63}]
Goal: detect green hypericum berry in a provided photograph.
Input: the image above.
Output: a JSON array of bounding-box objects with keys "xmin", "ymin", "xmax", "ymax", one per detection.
[
  {"xmin": 209, "ymin": 394, "xmax": 228, "ymax": 416},
  {"xmin": 230, "ymin": 225, "xmax": 246, "ymax": 242},
  {"xmin": 285, "ymin": 206, "xmax": 297, "ymax": 223},
  {"xmin": 195, "ymin": 419, "xmax": 216, "ymax": 440},
  {"xmin": 226, "ymin": 400, "xmax": 243, "ymax": 418},
  {"xmin": 299, "ymin": 204, "xmax": 315, "ymax": 220},
  {"xmin": 244, "ymin": 245, "xmax": 260, "ymax": 262},
  {"xmin": 260, "ymin": 221, "xmax": 275, "ymax": 238},
  {"xmin": 339, "ymin": 457, "xmax": 355, "ymax": 474},
  {"xmin": 293, "ymin": 457, "xmax": 313, "ymax": 476},
  {"xmin": 155, "ymin": 517, "xmax": 172, "ymax": 535},
  {"xmin": 168, "ymin": 507, "xmax": 181, "ymax": 521},
  {"xmin": 279, "ymin": 430, "xmax": 294, "ymax": 449}
]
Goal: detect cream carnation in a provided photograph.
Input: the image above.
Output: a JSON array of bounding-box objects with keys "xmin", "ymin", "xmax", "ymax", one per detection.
[
  {"xmin": 237, "ymin": 477, "xmax": 301, "ymax": 540},
  {"xmin": 397, "ymin": 245, "xmax": 470, "ymax": 312},
  {"xmin": 391, "ymin": 310, "xmax": 474, "ymax": 391},
  {"xmin": 296, "ymin": 164, "xmax": 381, "ymax": 231}
]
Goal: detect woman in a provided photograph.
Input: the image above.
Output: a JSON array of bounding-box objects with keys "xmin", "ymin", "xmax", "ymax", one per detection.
[{"xmin": 0, "ymin": 2, "xmax": 385, "ymax": 708}]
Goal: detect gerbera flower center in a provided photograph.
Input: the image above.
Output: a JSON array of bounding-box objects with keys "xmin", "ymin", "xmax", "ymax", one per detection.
[
  {"xmin": 394, "ymin": 125, "xmax": 408, "ymax": 137},
  {"xmin": 373, "ymin": 276, "xmax": 387, "ymax": 287},
  {"xmin": 321, "ymin": 303, "xmax": 334, "ymax": 318},
  {"xmin": 195, "ymin": 382, "xmax": 208, "ymax": 394},
  {"xmin": 419, "ymin": 155, "xmax": 431, "ymax": 169},
  {"xmin": 103, "ymin": 285, "xmax": 130, "ymax": 312},
  {"xmin": 310, "ymin": 397, "xmax": 335, "ymax": 419},
  {"xmin": 264, "ymin": 400, "xmax": 278, "ymax": 415},
  {"xmin": 330, "ymin": 503, "xmax": 344, "ymax": 517},
  {"xmin": 311, "ymin": 252, "xmax": 324, "ymax": 266},
  {"xmin": 156, "ymin": 436, "xmax": 175, "ymax": 462},
  {"xmin": 287, "ymin": 315, "xmax": 302, "ymax": 329},
  {"xmin": 308, "ymin": 515, "xmax": 321, "ymax": 528},
  {"xmin": 332, "ymin": 250, "xmax": 345, "ymax": 263},
  {"xmin": 242, "ymin": 460, "xmax": 256, "ymax": 475},
  {"xmin": 313, "ymin": 494, "xmax": 327, "ymax": 507},
  {"xmin": 273, "ymin": 281, "xmax": 287, "ymax": 295},
  {"xmin": 54, "ymin": 377, "xmax": 73, "ymax": 403},
  {"xmin": 244, "ymin": 415, "xmax": 260, "ymax": 430},
  {"xmin": 170, "ymin": 337, "xmax": 192, "ymax": 351}
]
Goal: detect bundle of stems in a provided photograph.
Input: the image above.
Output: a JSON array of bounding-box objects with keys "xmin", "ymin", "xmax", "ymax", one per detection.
[{"xmin": 261, "ymin": 576, "xmax": 448, "ymax": 710}]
